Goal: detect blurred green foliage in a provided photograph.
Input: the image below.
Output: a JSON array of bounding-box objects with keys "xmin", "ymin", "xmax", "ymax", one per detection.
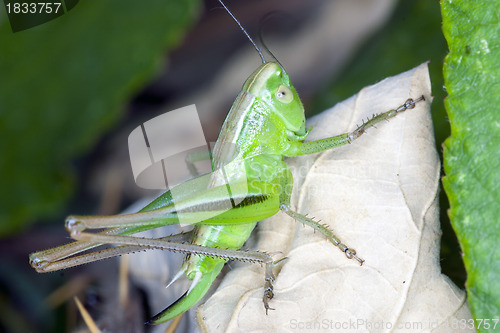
[
  {"xmin": 441, "ymin": 0, "xmax": 500, "ymax": 326},
  {"xmin": 0, "ymin": 0, "xmax": 202, "ymax": 236}
]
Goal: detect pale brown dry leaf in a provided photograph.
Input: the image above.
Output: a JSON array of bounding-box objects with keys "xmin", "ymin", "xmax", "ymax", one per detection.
[{"xmin": 197, "ymin": 63, "xmax": 474, "ymax": 333}]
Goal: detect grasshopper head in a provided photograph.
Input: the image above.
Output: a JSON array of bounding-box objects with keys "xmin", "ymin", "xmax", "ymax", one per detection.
[{"xmin": 243, "ymin": 62, "xmax": 307, "ymax": 138}]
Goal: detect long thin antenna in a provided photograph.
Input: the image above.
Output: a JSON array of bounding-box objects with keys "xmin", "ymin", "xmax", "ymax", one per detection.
[
  {"xmin": 218, "ymin": 0, "xmax": 266, "ymax": 63},
  {"xmin": 258, "ymin": 11, "xmax": 285, "ymax": 69}
]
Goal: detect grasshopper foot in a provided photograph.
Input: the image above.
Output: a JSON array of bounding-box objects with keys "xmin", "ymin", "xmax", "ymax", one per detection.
[
  {"xmin": 344, "ymin": 247, "xmax": 364, "ymax": 266},
  {"xmin": 263, "ymin": 282, "xmax": 275, "ymax": 315},
  {"xmin": 262, "ymin": 256, "xmax": 286, "ymax": 314}
]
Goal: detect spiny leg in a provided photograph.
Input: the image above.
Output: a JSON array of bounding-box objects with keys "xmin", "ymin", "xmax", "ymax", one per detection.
[
  {"xmin": 280, "ymin": 204, "xmax": 364, "ymax": 265},
  {"xmin": 345, "ymin": 96, "xmax": 425, "ymax": 145},
  {"xmin": 263, "ymin": 256, "xmax": 287, "ymax": 314},
  {"xmin": 29, "ymin": 220, "xmax": 192, "ymax": 272},
  {"xmin": 29, "ymin": 226, "xmax": 138, "ymax": 271},
  {"xmin": 293, "ymin": 96, "xmax": 425, "ymax": 155},
  {"xmin": 69, "ymin": 230, "xmax": 283, "ymax": 313},
  {"xmin": 30, "ymin": 232, "xmax": 192, "ymax": 273}
]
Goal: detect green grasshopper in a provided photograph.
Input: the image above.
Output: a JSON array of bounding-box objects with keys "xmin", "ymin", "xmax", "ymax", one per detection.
[{"xmin": 29, "ymin": 0, "xmax": 425, "ymax": 325}]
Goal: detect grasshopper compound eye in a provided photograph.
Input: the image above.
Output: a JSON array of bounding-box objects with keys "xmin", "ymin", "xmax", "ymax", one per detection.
[{"xmin": 275, "ymin": 85, "xmax": 294, "ymax": 104}]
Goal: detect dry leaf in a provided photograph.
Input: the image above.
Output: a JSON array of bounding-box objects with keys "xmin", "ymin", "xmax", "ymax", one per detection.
[{"xmin": 197, "ymin": 63, "xmax": 474, "ymax": 332}]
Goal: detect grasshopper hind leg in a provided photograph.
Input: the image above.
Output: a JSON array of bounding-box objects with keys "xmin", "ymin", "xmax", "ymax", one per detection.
[{"xmin": 65, "ymin": 230, "xmax": 285, "ymax": 321}]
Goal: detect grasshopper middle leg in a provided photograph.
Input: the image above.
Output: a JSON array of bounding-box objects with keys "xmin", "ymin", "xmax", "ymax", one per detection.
[{"xmin": 280, "ymin": 205, "xmax": 364, "ymax": 265}]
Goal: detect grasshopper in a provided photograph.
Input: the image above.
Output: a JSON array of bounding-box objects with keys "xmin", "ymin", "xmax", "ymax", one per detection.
[{"xmin": 29, "ymin": 0, "xmax": 425, "ymax": 325}]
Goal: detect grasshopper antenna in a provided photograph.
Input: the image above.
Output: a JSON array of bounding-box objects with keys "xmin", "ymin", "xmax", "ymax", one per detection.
[
  {"xmin": 258, "ymin": 11, "xmax": 287, "ymax": 70},
  {"xmin": 218, "ymin": 0, "xmax": 266, "ymax": 63}
]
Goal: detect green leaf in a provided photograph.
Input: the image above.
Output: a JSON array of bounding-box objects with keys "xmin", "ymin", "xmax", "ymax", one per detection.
[
  {"xmin": 0, "ymin": 0, "xmax": 201, "ymax": 236},
  {"xmin": 441, "ymin": 0, "xmax": 500, "ymax": 327}
]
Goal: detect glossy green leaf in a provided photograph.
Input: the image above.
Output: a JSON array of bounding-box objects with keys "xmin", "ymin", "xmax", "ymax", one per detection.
[
  {"xmin": 441, "ymin": 0, "xmax": 500, "ymax": 327},
  {"xmin": 0, "ymin": 0, "xmax": 201, "ymax": 236}
]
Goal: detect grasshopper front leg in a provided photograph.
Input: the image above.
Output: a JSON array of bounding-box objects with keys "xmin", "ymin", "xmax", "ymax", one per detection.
[{"xmin": 287, "ymin": 96, "xmax": 425, "ymax": 156}]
